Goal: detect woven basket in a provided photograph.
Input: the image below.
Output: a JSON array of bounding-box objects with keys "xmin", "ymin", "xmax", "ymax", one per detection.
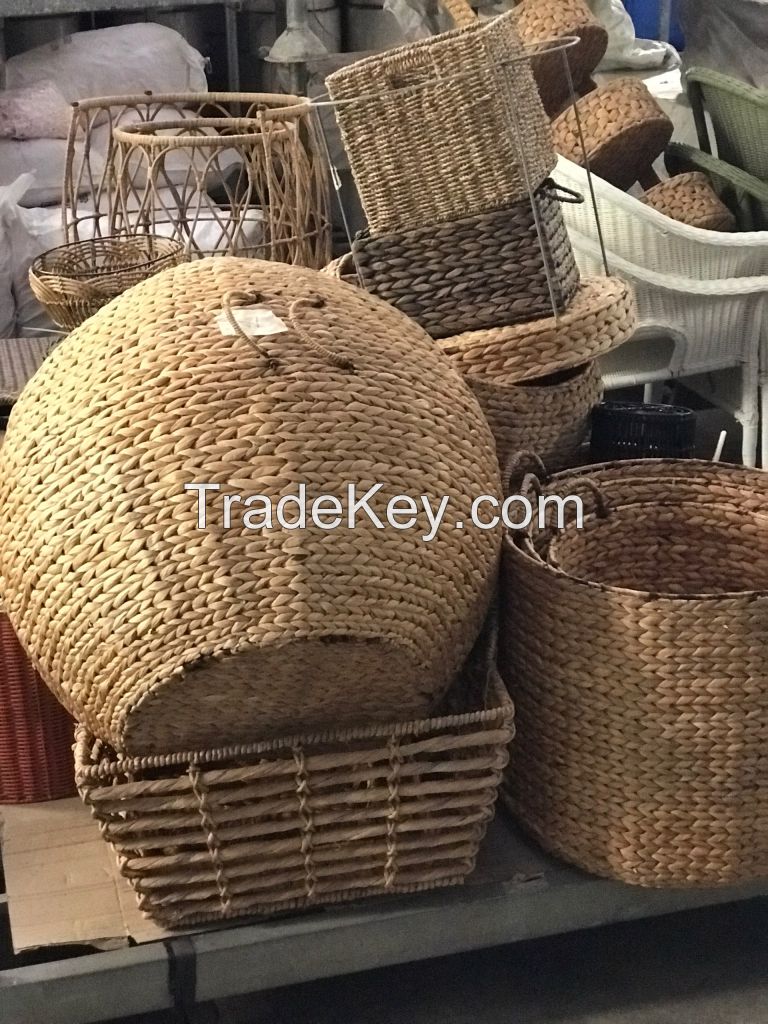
[
  {"xmin": 0, "ymin": 257, "xmax": 501, "ymax": 754},
  {"xmin": 468, "ymin": 361, "xmax": 602, "ymax": 479},
  {"xmin": 641, "ymin": 172, "xmax": 737, "ymax": 232},
  {"xmin": 346, "ymin": 181, "xmax": 581, "ymax": 339},
  {"xmin": 75, "ymin": 627, "xmax": 514, "ymax": 927},
  {"xmin": 29, "ymin": 235, "xmax": 185, "ymax": 331},
  {"xmin": 511, "ymin": 0, "xmax": 609, "ymax": 117},
  {"xmin": 552, "ymin": 79, "xmax": 673, "ymax": 190},
  {"xmin": 326, "ymin": 11, "xmax": 555, "ymax": 234},
  {"xmin": 439, "ymin": 276, "xmax": 636, "ymax": 384},
  {"xmin": 65, "ymin": 92, "xmax": 332, "ymax": 269},
  {"xmin": 0, "ymin": 611, "xmax": 75, "ymax": 803},
  {"xmin": 501, "ymin": 458, "xmax": 768, "ymax": 888}
]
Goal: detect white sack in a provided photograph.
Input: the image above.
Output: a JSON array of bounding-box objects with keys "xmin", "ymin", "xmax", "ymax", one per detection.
[
  {"xmin": 0, "ymin": 138, "xmax": 106, "ymax": 207},
  {"xmin": 5, "ymin": 24, "xmax": 207, "ymax": 103},
  {"xmin": 588, "ymin": 0, "xmax": 678, "ymax": 71}
]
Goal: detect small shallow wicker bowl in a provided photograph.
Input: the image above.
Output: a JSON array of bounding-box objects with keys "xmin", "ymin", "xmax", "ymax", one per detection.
[{"xmin": 29, "ymin": 235, "xmax": 186, "ymax": 330}]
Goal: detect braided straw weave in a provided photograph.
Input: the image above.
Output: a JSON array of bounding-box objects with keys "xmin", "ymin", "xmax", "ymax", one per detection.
[
  {"xmin": 28, "ymin": 235, "xmax": 185, "ymax": 331},
  {"xmin": 0, "ymin": 257, "xmax": 501, "ymax": 754},
  {"xmin": 439, "ymin": 276, "xmax": 636, "ymax": 384},
  {"xmin": 641, "ymin": 172, "xmax": 737, "ymax": 232},
  {"xmin": 511, "ymin": 0, "xmax": 609, "ymax": 117},
  {"xmin": 468, "ymin": 361, "xmax": 602, "ymax": 479},
  {"xmin": 348, "ymin": 181, "xmax": 581, "ymax": 339},
  {"xmin": 552, "ymin": 79, "xmax": 673, "ymax": 190},
  {"xmin": 75, "ymin": 628, "xmax": 514, "ymax": 927},
  {"xmin": 501, "ymin": 458, "xmax": 768, "ymax": 888},
  {"xmin": 326, "ymin": 11, "xmax": 555, "ymax": 234}
]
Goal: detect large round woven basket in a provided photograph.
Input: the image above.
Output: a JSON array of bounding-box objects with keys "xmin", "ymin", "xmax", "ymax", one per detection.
[
  {"xmin": 468, "ymin": 361, "xmax": 602, "ymax": 479},
  {"xmin": 439, "ymin": 276, "xmax": 636, "ymax": 384},
  {"xmin": 511, "ymin": 0, "xmax": 609, "ymax": 117},
  {"xmin": 0, "ymin": 257, "xmax": 501, "ymax": 754},
  {"xmin": 29, "ymin": 235, "xmax": 185, "ymax": 331},
  {"xmin": 551, "ymin": 79, "xmax": 673, "ymax": 190},
  {"xmin": 641, "ymin": 172, "xmax": 737, "ymax": 232},
  {"xmin": 501, "ymin": 458, "xmax": 768, "ymax": 888},
  {"xmin": 326, "ymin": 11, "xmax": 554, "ymax": 234}
]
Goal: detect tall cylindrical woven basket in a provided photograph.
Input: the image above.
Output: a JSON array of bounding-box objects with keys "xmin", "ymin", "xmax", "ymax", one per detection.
[
  {"xmin": 501, "ymin": 458, "xmax": 768, "ymax": 888},
  {"xmin": 0, "ymin": 257, "xmax": 501, "ymax": 755},
  {"xmin": 326, "ymin": 11, "xmax": 555, "ymax": 234}
]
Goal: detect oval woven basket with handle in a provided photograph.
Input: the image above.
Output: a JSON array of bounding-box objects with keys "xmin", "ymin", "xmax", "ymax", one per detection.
[
  {"xmin": 326, "ymin": 10, "xmax": 555, "ymax": 235},
  {"xmin": 501, "ymin": 457, "xmax": 768, "ymax": 888},
  {"xmin": 0, "ymin": 257, "xmax": 501, "ymax": 755}
]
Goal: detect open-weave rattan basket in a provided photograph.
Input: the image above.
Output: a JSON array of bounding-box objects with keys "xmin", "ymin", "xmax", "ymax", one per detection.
[
  {"xmin": 64, "ymin": 92, "xmax": 332, "ymax": 269},
  {"xmin": 28, "ymin": 235, "xmax": 185, "ymax": 331},
  {"xmin": 510, "ymin": 0, "xmax": 609, "ymax": 117},
  {"xmin": 552, "ymin": 79, "xmax": 673, "ymax": 190},
  {"xmin": 468, "ymin": 361, "xmax": 602, "ymax": 479},
  {"xmin": 501, "ymin": 457, "xmax": 768, "ymax": 888},
  {"xmin": 326, "ymin": 11, "xmax": 554, "ymax": 234},
  {"xmin": 641, "ymin": 172, "xmax": 737, "ymax": 232},
  {"xmin": 439, "ymin": 276, "xmax": 636, "ymax": 384},
  {"xmin": 75, "ymin": 620, "xmax": 514, "ymax": 927},
  {"xmin": 0, "ymin": 257, "xmax": 501, "ymax": 755}
]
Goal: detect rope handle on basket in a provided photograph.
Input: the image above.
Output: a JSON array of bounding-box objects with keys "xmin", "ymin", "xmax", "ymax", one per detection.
[
  {"xmin": 221, "ymin": 291, "xmax": 355, "ymax": 373},
  {"xmin": 543, "ymin": 179, "xmax": 585, "ymax": 205},
  {"xmin": 504, "ymin": 450, "xmax": 550, "ymax": 497}
]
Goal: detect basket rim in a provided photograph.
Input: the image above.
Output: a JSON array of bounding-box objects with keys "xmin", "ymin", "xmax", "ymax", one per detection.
[
  {"xmin": 112, "ymin": 117, "xmax": 280, "ymax": 146},
  {"xmin": 30, "ymin": 235, "xmax": 185, "ymax": 281},
  {"xmin": 75, "ymin": 670, "xmax": 513, "ymax": 780}
]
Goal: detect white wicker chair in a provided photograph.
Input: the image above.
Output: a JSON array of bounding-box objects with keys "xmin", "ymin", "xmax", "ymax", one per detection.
[
  {"xmin": 568, "ymin": 228, "xmax": 767, "ymax": 467},
  {"xmin": 555, "ymin": 155, "xmax": 768, "ymax": 278}
]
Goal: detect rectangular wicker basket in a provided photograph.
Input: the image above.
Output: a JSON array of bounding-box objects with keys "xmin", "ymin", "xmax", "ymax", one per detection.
[{"xmin": 75, "ymin": 660, "xmax": 513, "ymax": 928}]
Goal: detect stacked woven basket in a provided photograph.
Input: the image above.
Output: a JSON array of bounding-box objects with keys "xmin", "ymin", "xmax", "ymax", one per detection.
[
  {"xmin": 325, "ymin": 1, "xmax": 635, "ymax": 478},
  {"xmin": 0, "ymin": 256, "xmax": 513, "ymax": 925}
]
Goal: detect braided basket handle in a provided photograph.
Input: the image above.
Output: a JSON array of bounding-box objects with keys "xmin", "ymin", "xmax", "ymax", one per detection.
[{"xmin": 442, "ymin": 0, "xmax": 478, "ymax": 28}]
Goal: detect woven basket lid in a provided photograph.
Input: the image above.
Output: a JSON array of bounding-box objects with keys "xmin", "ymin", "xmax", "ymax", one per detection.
[
  {"xmin": 439, "ymin": 277, "xmax": 636, "ymax": 384},
  {"xmin": 641, "ymin": 173, "xmax": 737, "ymax": 232},
  {"xmin": 0, "ymin": 257, "xmax": 501, "ymax": 754}
]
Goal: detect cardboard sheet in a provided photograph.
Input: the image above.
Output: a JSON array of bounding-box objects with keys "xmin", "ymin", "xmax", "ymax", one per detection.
[{"xmin": 0, "ymin": 799, "xmax": 171, "ymax": 952}]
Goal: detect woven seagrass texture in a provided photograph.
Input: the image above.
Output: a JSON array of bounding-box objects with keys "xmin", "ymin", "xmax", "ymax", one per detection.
[
  {"xmin": 439, "ymin": 276, "xmax": 636, "ymax": 384},
  {"xmin": 641, "ymin": 172, "xmax": 737, "ymax": 232},
  {"xmin": 326, "ymin": 12, "xmax": 555, "ymax": 234},
  {"xmin": 75, "ymin": 642, "xmax": 514, "ymax": 927},
  {"xmin": 64, "ymin": 93, "xmax": 332, "ymax": 269},
  {"xmin": 348, "ymin": 182, "xmax": 580, "ymax": 339},
  {"xmin": 500, "ymin": 458, "xmax": 768, "ymax": 888},
  {"xmin": 29, "ymin": 235, "xmax": 185, "ymax": 331},
  {"xmin": 0, "ymin": 612, "xmax": 75, "ymax": 804},
  {"xmin": 0, "ymin": 257, "xmax": 501, "ymax": 754},
  {"xmin": 468, "ymin": 361, "xmax": 602, "ymax": 478},
  {"xmin": 552, "ymin": 79, "xmax": 673, "ymax": 190},
  {"xmin": 511, "ymin": 0, "xmax": 609, "ymax": 117}
]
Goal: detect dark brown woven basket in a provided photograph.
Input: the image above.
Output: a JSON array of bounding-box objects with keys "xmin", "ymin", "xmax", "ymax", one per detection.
[{"xmin": 346, "ymin": 180, "xmax": 582, "ymax": 339}]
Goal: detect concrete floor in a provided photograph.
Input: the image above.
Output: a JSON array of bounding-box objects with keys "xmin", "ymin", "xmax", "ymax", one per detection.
[{"xmin": 218, "ymin": 898, "xmax": 768, "ymax": 1024}]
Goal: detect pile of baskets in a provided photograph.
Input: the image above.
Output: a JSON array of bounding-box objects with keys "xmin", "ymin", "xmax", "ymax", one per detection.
[
  {"xmin": 325, "ymin": 0, "xmax": 637, "ymax": 478},
  {"xmin": 0, "ymin": 256, "xmax": 513, "ymax": 926},
  {"xmin": 501, "ymin": 457, "xmax": 768, "ymax": 888}
]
